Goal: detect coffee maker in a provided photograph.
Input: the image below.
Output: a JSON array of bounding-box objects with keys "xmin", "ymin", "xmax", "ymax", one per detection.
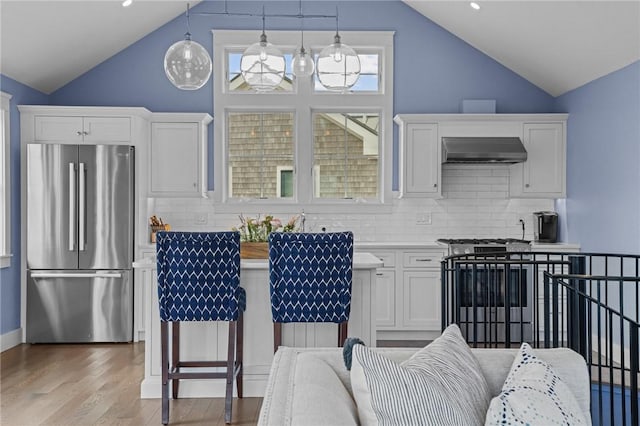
[{"xmin": 533, "ymin": 211, "xmax": 558, "ymax": 243}]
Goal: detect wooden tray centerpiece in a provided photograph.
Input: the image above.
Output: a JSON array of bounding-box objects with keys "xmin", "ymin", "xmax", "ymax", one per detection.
[{"xmin": 240, "ymin": 242, "xmax": 269, "ymax": 259}]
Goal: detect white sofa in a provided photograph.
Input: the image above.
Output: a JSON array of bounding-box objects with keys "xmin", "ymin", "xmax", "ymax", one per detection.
[{"xmin": 258, "ymin": 346, "xmax": 591, "ymax": 425}]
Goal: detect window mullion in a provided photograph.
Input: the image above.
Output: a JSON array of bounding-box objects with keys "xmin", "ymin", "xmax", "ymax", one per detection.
[{"xmin": 296, "ymin": 77, "xmax": 313, "ymax": 205}]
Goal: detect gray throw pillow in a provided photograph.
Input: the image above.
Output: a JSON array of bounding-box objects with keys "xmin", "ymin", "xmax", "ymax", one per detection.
[{"xmin": 350, "ymin": 324, "xmax": 492, "ymax": 426}]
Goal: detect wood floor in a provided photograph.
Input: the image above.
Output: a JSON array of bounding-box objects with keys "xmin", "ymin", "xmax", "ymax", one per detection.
[{"xmin": 0, "ymin": 342, "xmax": 262, "ymax": 426}]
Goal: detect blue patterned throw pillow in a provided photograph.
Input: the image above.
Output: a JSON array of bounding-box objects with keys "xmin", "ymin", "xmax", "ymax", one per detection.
[{"xmin": 485, "ymin": 343, "xmax": 589, "ymax": 425}]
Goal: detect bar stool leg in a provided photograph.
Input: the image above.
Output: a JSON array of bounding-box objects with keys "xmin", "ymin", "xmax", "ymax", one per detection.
[
  {"xmin": 225, "ymin": 321, "xmax": 236, "ymax": 424},
  {"xmin": 236, "ymin": 312, "xmax": 244, "ymax": 399},
  {"xmin": 338, "ymin": 321, "xmax": 348, "ymax": 346},
  {"xmin": 161, "ymin": 321, "xmax": 170, "ymax": 425},
  {"xmin": 171, "ymin": 322, "xmax": 180, "ymax": 399},
  {"xmin": 273, "ymin": 322, "xmax": 282, "ymax": 354}
]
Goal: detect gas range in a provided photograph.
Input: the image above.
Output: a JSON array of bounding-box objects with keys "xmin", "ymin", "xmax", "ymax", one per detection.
[{"xmin": 437, "ymin": 238, "xmax": 531, "ymax": 255}]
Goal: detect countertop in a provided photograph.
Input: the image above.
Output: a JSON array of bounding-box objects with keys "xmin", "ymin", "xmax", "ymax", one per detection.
[
  {"xmin": 138, "ymin": 241, "xmax": 447, "ymax": 252},
  {"xmin": 138, "ymin": 241, "xmax": 580, "ymax": 254},
  {"xmin": 133, "ymin": 251, "xmax": 383, "ymax": 270},
  {"xmin": 531, "ymin": 242, "xmax": 581, "ymax": 251}
]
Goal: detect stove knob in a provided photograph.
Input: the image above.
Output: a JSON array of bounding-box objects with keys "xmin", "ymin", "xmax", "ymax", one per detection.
[
  {"xmin": 453, "ymin": 248, "xmax": 461, "ymax": 255},
  {"xmin": 464, "ymin": 248, "xmax": 473, "ymax": 254}
]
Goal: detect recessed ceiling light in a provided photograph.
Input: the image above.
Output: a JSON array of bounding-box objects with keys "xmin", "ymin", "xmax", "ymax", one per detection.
[
  {"xmin": 122, "ymin": 0, "xmax": 133, "ymax": 7},
  {"xmin": 470, "ymin": 2, "xmax": 480, "ymax": 10}
]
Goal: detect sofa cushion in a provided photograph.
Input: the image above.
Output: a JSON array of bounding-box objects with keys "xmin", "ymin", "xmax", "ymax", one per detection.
[
  {"xmin": 291, "ymin": 353, "xmax": 359, "ymax": 426},
  {"xmin": 350, "ymin": 324, "xmax": 491, "ymax": 425},
  {"xmin": 485, "ymin": 343, "xmax": 589, "ymax": 425}
]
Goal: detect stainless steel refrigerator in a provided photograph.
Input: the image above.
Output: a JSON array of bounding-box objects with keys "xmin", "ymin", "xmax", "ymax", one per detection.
[{"xmin": 26, "ymin": 144, "xmax": 134, "ymax": 343}]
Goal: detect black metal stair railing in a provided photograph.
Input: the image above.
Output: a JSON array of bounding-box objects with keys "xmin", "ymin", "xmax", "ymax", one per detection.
[{"xmin": 441, "ymin": 252, "xmax": 640, "ymax": 426}]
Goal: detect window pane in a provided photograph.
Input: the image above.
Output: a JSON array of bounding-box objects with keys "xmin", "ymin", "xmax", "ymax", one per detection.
[
  {"xmin": 313, "ymin": 112, "xmax": 379, "ymax": 199},
  {"xmin": 228, "ymin": 52, "xmax": 294, "ymax": 92},
  {"xmin": 314, "ymin": 53, "xmax": 379, "ymax": 92},
  {"xmin": 228, "ymin": 112, "xmax": 294, "ymax": 199},
  {"xmin": 279, "ymin": 169, "xmax": 294, "ymax": 198}
]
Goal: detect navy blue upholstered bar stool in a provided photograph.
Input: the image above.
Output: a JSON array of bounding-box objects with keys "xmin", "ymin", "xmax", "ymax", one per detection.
[
  {"xmin": 268, "ymin": 232, "xmax": 353, "ymax": 354},
  {"xmin": 156, "ymin": 231, "xmax": 245, "ymax": 425}
]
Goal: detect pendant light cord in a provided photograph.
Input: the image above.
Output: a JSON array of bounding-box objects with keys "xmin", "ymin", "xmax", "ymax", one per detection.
[
  {"xmin": 300, "ymin": 0, "xmax": 306, "ymax": 51},
  {"xmin": 185, "ymin": 3, "xmax": 192, "ymax": 40}
]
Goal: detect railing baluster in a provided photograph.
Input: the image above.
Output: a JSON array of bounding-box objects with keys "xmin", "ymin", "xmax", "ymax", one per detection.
[
  {"xmin": 630, "ymin": 322, "xmax": 639, "ymax": 426},
  {"xmin": 544, "ymin": 271, "xmax": 550, "ymax": 348},
  {"xmin": 552, "ymin": 275, "xmax": 559, "ymax": 348},
  {"xmin": 609, "ymin": 310, "xmax": 615, "ymax": 426},
  {"xmin": 597, "ymin": 280, "xmax": 603, "ymax": 426}
]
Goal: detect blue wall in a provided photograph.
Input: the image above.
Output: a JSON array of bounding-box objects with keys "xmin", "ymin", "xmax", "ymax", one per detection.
[
  {"xmin": 0, "ymin": 75, "xmax": 48, "ymax": 335},
  {"xmin": 49, "ymin": 0, "xmax": 556, "ymax": 190},
  {"xmin": 555, "ymin": 61, "xmax": 640, "ymax": 254},
  {"xmin": 50, "ymin": 1, "xmax": 555, "ymax": 113}
]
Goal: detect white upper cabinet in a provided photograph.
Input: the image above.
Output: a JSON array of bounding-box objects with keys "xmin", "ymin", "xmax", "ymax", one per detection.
[
  {"xmin": 395, "ymin": 114, "xmax": 568, "ymax": 199},
  {"xmin": 510, "ymin": 122, "xmax": 566, "ymax": 198},
  {"xmin": 395, "ymin": 116, "xmax": 441, "ymax": 198},
  {"xmin": 34, "ymin": 116, "xmax": 131, "ymax": 143},
  {"xmin": 149, "ymin": 113, "xmax": 212, "ymax": 198},
  {"xmin": 19, "ymin": 106, "xmax": 150, "ymax": 146}
]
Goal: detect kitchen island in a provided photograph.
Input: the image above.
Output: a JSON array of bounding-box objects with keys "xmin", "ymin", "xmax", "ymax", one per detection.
[{"xmin": 134, "ymin": 252, "xmax": 382, "ymax": 398}]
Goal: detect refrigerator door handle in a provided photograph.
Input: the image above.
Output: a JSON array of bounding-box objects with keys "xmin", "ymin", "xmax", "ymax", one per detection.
[
  {"xmin": 30, "ymin": 272, "xmax": 124, "ymax": 279},
  {"xmin": 79, "ymin": 162, "xmax": 86, "ymax": 251},
  {"xmin": 68, "ymin": 163, "xmax": 75, "ymax": 252}
]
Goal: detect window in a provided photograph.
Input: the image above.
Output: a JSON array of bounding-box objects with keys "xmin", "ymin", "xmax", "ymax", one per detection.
[
  {"xmin": 227, "ymin": 111, "xmax": 295, "ymax": 199},
  {"xmin": 313, "ymin": 112, "xmax": 379, "ymax": 199},
  {"xmin": 213, "ymin": 30, "xmax": 393, "ymax": 209},
  {"xmin": 0, "ymin": 91, "xmax": 11, "ymax": 268}
]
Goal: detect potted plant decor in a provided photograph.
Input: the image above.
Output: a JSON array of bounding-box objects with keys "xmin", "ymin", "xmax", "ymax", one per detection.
[{"xmin": 233, "ymin": 214, "xmax": 300, "ymax": 259}]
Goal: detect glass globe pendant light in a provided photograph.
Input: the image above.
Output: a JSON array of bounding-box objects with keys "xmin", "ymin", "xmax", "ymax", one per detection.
[
  {"xmin": 240, "ymin": 12, "xmax": 285, "ymax": 92},
  {"xmin": 292, "ymin": 24, "xmax": 315, "ymax": 78},
  {"xmin": 316, "ymin": 11, "xmax": 360, "ymax": 91},
  {"xmin": 164, "ymin": 4, "xmax": 212, "ymax": 90}
]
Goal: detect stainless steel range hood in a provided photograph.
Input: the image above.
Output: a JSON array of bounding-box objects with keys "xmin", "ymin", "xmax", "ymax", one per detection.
[{"xmin": 442, "ymin": 137, "xmax": 527, "ymax": 163}]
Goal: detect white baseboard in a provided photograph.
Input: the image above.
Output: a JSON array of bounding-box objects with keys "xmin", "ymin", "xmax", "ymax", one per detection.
[{"xmin": 1, "ymin": 328, "xmax": 23, "ymax": 352}]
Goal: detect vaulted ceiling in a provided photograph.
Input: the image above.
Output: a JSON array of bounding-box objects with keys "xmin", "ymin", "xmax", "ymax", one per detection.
[{"xmin": 1, "ymin": 1, "xmax": 638, "ymax": 96}]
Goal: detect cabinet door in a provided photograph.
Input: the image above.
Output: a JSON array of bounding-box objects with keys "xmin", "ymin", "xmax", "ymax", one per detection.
[
  {"xmin": 402, "ymin": 270, "xmax": 441, "ymax": 330},
  {"xmin": 34, "ymin": 116, "xmax": 84, "ymax": 142},
  {"xmin": 404, "ymin": 123, "xmax": 440, "ymax": 196},
  {"xmin": 34, "ymin": 116, "xmax": 131, "ymax": 143},
  {"xmin": 83, "ymin": 117, "xmax": 131, "ymax": 143},
  {"xmin": 150, "ymin": 122, "xmax": 200, "ymax": 195},
  {"xmin": 522, "ymin": 123, "xmax": 565, "ymax": 196},
  {"xmin": 375, "ymin": 269, "xmax": 396, "ymax": 328}
]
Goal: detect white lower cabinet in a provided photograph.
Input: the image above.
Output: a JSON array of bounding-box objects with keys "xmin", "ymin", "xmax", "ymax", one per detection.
[
  {"xmin": 402, "ymin": 270, "xmax": 441, "ymax": 330},
  {"xmin": 368, "ymin": 247, "xmax": 446, "ymax": 340},
  {"xmin": 133, "ymin": 248, "xmax": 155, "ymax": 342},
  {"xmin": 375, "ymin": 269, "xmax": 396, "ymax": 328}
]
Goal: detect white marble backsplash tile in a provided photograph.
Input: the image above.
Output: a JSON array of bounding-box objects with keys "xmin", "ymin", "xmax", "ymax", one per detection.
[{"xmin": 148, "ymin": 165, "xmax": 553, "ymax": 242}]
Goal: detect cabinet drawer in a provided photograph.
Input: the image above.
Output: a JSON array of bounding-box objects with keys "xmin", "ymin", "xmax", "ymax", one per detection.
[
  {"xmin": 402, "ymin": 252, "xmax": 442, "ymax": 268},
  {"xmin": 370, "ymin": 251, "xmax": 395, "ymax": 268}
]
